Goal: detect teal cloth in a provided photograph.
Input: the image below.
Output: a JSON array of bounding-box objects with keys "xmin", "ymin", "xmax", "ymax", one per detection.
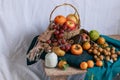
[
  {"xmin": 85, "ymin": 35, "xmax": 120, "ymax": 80},
  {"xmin": 27, "ymin": 35, "xmax": 120, "ymax": 80}
]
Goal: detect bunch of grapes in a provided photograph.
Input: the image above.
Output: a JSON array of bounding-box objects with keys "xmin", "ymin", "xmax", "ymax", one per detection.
[{"xmin": 46, "ymin": 24, "xmax": 71, "ymax": 52}]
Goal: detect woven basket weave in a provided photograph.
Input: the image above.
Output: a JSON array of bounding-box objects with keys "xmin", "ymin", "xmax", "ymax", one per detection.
[{"xmin": 49, "ymin": 3, "xmax": 81, "ymax": 39}]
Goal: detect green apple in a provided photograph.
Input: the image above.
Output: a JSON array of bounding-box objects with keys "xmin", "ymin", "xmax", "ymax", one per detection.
[{"xmin": 89, "ymin": 30, "xmax": 100, "ymax": 41}]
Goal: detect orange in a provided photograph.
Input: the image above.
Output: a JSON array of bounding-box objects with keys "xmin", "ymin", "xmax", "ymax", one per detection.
[
  {"xmin": 87, "ymin": 60, "xmax": 94, "ymax": 68},
  {"xmin": 54, "ymin": 15, "xmax": 66, "ymax": 25},
  {"xmin": 82, "ymin": 42, "xmax": 91, "ymax": 50},
  {"xmin": 71, "ymin": 44, "xmax": 83, "ymax": 55},
  {"xmin": 96, "ymin": 60, "xmax": 103, "ymax": 67},
  {"xmin": 80, "ymin": 62, "xmax": 88, "ymax": 70},
  {"xmin": 97, "ymin": 37, "xmax": 105, "ymax": 45}
]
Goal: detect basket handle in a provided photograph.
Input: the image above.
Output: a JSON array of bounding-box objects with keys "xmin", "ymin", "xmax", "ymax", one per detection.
[{"xmin": 49, "ymin": 3, "xmax": 80, "ymax": 28}]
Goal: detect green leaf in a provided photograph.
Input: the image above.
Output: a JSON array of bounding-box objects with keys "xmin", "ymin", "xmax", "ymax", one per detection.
[{"xmin": 63, "ymin": 64, "xmax": 69, "ymax": 71}]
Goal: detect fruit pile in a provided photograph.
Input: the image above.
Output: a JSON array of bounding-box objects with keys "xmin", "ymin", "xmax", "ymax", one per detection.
[
  {"xmin": 45, "ymin": 17, "xmax": 120, "ymax": 70},
  {"xmin": 27, "ymin": 3, "xmax": 120, "ymax": 70},
  {"xmin": 43, "ymin": 13, "xmax": 120, "ymax": 70},
  {"xmin": 47, "ymin": 13, "xmax": 80, "ymax": 55},
  {"xmin": 79, "ymin": 32, "xmax": 120, "ymax": 70}
]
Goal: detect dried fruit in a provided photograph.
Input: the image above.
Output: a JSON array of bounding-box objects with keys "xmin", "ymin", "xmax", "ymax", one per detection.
[
  {"xmin": 104, "ymin": 51, "xmax": 109, "ymax": 56},
  {"xmin": 94, "ymin": 46, "xmax": 98, "ymax": 50},
  {"xmin": 88, "ymin": 49, "xmax": 93, "ymax": 53},
  {"xmin": 106, "ymin": 47, "xmax": 111, "ymax": 52},
  {"xmin": 113, "ymin": 57, "xmax": 117, "ymax": 61},
  {"xmin": 95, "ymin": 58, "xmax": 101, "ymax": 61},
  {"xmin": 117, "ymin": 51, "xmax": 120, "ymax": 55},
  {"xmin": 93, "ymin": 49, "xmax": 98, "ymax": 55},
  {"xmin": 99, "ymin": 55, "xmax": 104, "ymax": 60},
  {"xmin": 93, "ymin": 43, "xmax": 98, "ymax": 47},
  {"xmin": 102, "ymin": 43, "xmax": 109, "ymax": 48},
  {"xmin": 111, "ymin": 47, "xmax": 116, "ymax": 51},
  {"xmin": 103, "ymin": 49, "xmax": 107, "ymax": 55},
  {"xmin": 94, "ymin": 55, "xmax": 98, "ymax": 59},
  {"xmin": 98, "ymin": 47, "xmax": 103, "ymax": 52},
  {"xmin": 106, "ymin": 56, "xmax": 110, "ymax": 61},
  {"xmin": 111, "ymin": 54, "xmax": 117, "ymax": 58},
  {"xmin": 111, "ymin": 50, "xmax": 115, "ymax": 54},
  {"xmin": 108, "ymin": 52, "xmax": 111, "ymax": 56},
  {"xmin": 97, "ymin": 52, "xmax": 101, "ymax": 56}
]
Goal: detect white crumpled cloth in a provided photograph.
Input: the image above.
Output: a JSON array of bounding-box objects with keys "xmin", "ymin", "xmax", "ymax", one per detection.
[
  {"xmin": 0, "ymin": 0, "xmax": 85, "ymax": 80},
  {"xmin": 1, "ymin": 0, "xmax": 119, "ymax": 80}
]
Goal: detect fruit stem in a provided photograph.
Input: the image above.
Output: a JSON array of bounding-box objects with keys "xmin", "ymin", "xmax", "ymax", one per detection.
[{"xmin": 75, "ymin": 45, "xmax": 80, "ymax": 50}]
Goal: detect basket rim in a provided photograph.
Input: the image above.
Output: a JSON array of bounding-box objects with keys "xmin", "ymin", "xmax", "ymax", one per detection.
[{"xmin": 49, "ymin": 3, "xmax": 81, "ymax": 28}]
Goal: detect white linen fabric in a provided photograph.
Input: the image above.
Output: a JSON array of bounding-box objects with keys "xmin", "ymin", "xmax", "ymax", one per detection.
[{"xmin": 0, "ymin": 0, "xmax": 120, "ymax": 80}]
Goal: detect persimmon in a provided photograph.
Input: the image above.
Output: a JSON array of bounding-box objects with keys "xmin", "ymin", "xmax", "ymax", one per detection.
[
  {"xmin": 87, "ymin": 60, "xmax": 94, "ymax": 68},
  {"xmin": 82, "ymin": 42, "xmax": 91, "ymax": 50},
  {"xmin": 96, "ymin": 60, "xmax": 103, "ymax": 67},
  {"xmin": 54, "ymin": 15, "xmax": 66, "ymax": 25},
  {"xmin": 71, "ymin": 44, "xmax": 83, "ymax": 55},
  {"xmin": 80, "ymin": 62, "xmax": 88, "ymax": 70}
]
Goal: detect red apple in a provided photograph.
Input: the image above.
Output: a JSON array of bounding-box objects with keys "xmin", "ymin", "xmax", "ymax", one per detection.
[
  {"xmin": 80, "ymin": 33, "xmax": 90, "ymax": 42},
  {"xmin": 65, "ymin": 20, "xmax": 76, "ymax": 31},
  {"xmin": 66, "ymin": 14, "xmax": 79, "ymax": 24}
]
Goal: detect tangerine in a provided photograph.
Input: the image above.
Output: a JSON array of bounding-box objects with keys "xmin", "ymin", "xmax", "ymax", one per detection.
[
  {"xmin": 97, "ymin": 37, "xmax": 105, "ymax": 45},
  {"xmin": 87, "ymin": 60, "xmax": 94, "ymax": 68},
  {"xmin": 96, "ymin": 60, "xmax": 103, "ymax": 67},
  {"xmin": 80, "ymin": 62, "xmax": 88, "ymax": 70},
  {"xmin": 82, "ymin": 42, "xmax": 91, "ymax": 50}
]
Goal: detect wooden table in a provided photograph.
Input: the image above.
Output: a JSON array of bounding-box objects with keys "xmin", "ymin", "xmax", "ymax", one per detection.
[
  {"xmin": 43, "ymin": 35, "xmax": 120, "ymax": 80},
  {"xmin": 42, "ymin": 60, "xmax": 86, "ymax": 80}
]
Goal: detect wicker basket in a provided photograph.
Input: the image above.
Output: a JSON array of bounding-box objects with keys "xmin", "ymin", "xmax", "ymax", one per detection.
[
  {"xmin": 49, "ymin": 3, "xmax": 81, "ymax": 39},
  {"xmin": 27, "ymin": 3, "xmax": 81, "ymax": 61}
]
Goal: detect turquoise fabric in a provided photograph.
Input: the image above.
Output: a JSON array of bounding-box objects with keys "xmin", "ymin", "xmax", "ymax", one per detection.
[{"xmin": 85, "ymin": 35, "xmax": 120, "ymax": 80}]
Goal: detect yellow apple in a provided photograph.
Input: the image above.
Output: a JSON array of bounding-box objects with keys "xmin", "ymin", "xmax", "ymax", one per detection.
[{"xmin": 66, "ymin": 14, "xmax": 79, "ymax": 24}]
